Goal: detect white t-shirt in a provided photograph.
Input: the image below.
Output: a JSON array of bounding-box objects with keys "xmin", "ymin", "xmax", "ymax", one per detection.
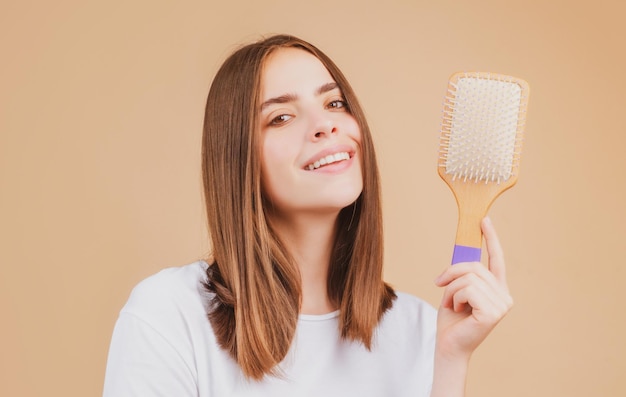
[{"xmin": 103, "ymin": 261, "xmax": 437, "ymax": 397}]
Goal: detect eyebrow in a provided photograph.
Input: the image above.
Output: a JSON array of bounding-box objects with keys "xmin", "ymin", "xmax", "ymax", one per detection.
[{"xmin": 260, "ymin": 82, "xmax": 340, "ymax": 111}]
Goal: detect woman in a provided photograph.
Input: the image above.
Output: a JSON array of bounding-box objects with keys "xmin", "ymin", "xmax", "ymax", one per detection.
[{"xmin": 103, "ymin": 34, "xmax": 512, "ymax": 397}]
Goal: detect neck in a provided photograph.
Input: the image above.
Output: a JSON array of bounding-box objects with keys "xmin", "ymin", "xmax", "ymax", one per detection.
[{"xmin": 270, "ymin": 211, "xmax": 338, "ymax": 315}]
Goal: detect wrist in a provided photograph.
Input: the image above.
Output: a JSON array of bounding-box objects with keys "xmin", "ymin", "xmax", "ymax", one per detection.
[
  {"xmin": 434, "ymin": 340, "xmax": 473, "ymax": 364},
  {"xmin": 430, "ymin": 348, "xmax": 471, "ymax": 397}
]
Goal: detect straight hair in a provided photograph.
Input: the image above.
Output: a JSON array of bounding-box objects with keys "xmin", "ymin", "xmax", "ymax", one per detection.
[{"xmin": 201, "ymin": 34, "xmax": 396, "ymax": 380}]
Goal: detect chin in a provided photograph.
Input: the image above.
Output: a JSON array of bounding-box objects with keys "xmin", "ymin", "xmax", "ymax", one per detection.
[{"xmin": 319, "ymin": 187, "xmax": 362, "ymax": 212}]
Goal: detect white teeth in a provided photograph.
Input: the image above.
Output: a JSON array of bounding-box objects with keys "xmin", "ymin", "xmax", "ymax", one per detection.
[{"xmin": 306, "ymin": 151, "xmax": 350, "ymax": 170}]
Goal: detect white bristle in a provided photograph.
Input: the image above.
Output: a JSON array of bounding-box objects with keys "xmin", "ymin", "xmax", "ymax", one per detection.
[{"xmin": 440, "ymin": 74, "xmax": 525, "ymax": 184}]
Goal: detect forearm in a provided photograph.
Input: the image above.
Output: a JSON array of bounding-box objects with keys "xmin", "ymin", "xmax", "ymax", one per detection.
[{"xmin": 429, "ymin": 350, "xmax": 470, "ymax": 397}]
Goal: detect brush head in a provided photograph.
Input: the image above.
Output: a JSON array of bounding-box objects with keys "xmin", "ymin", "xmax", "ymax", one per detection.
[{"xmin": 439, "ymin": 72, "xmax": 529, "ymax": 184}]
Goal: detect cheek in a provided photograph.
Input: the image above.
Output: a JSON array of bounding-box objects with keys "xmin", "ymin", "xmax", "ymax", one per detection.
[
  {"xmin": 347, "ymin": 118, "xmax": 364, "ymax": 178},
  {"xmin": 260, "ymin": 135, "xmax": 296, "ymax": 200},
  {"xmin": 345, "ymin": 115, "xmax": 362, "ymax": 144},
  {"xmin": 260, "ymin": 141, "xmax": 277, "ymax": 193},
  {"xmin": 262, "ymin": 135, "xmax": 295, "ymax": 175}
]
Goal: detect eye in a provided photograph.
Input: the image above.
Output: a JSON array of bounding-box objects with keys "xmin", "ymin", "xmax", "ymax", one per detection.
[
  {"xmin": 327, "ymin": 99, "xmax": 347, "ymax": 110},
  {"xmin": 268, "ymin": 113, "xmax": 293, "ymax": 126}
]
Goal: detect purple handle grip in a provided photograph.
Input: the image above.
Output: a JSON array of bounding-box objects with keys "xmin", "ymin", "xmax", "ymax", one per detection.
[{"xmin": 451, "ymin": 245, "xmax": 481, "ymax": 265}]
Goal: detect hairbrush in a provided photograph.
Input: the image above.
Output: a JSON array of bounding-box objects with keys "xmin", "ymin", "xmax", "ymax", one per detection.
[{"xmin": 438, "ymin": 72, "xmax": 530, "ymax": 265}]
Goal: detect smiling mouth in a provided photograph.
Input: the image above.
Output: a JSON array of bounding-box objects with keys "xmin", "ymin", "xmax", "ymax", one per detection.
[{"xmin": 305, "ymin": 152, "xmax": 351, "ymax": 170}]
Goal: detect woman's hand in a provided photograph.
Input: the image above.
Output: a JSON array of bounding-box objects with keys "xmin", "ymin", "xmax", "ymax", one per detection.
[
  {"xmin": 429, "ymin": 217, "xmax": 513, "ymax": 397},
  {"xmin": 434, "ymin": 216, "xmax": 513, "ymax": 361}
]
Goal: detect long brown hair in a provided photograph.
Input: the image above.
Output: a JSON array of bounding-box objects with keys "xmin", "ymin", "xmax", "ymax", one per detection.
[{"xmin": 201, "ymin": 34, "xmax": 395, "ymax": 380}]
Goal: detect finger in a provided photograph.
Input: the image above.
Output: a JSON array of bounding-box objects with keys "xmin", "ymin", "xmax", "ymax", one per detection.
[
  {"xmin": 440, "ymin": 270, "xmax": 503, "ymax": 312},
  {"xmin": 437, "ymin": 261, "xmax": 513, "ymax": 316},
  {"xmin": 440, "ymin": 272, "xmax": 490, "ymax": 310},
  {"xmin": 450, "ymin": 284, "xmax": 485, "ymax": 314},
  {"xmin": 452, "ymin": 285, "xmax": 511, "ymax": 325},
  {"xmin": 435, "ymin": 261, "xmax": 494, "ymax": 288},
  {"xmin": 481, "ymin": 217, "xmax": 506, "ymax": 283}
]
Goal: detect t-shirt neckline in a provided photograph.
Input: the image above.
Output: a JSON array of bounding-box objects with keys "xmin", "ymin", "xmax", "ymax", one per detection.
[{"xmin": 298, "ymin": 310, "xmax": 340, "ymax": 321}]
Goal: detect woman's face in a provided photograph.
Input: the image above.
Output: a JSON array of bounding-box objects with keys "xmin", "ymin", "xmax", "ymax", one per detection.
[{"xmin": 259, "ymin": 47, "xmax": 363, "ymax": 220}]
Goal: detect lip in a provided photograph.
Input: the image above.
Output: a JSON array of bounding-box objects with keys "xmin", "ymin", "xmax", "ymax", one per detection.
[{"xmin": 303, "ymin": 145, "xmax": 356, "ymax": 171}]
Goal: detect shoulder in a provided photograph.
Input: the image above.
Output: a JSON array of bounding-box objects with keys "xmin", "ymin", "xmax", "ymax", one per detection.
[
  {"xmin": 388, "ymin": 291, "xmax": 437, "ymax": 321},
  {"xmin": 104, "ymin": 261, "xmax": 216, "ymax": 395},
  {"xmin": 127, "ymin": 261, "xmax": 209, "ymax": 302},
  {"xmin": 378, "ymin": 291, "xmax": 438, "ymax": 341},
  {"xmin": 129, "ymin": 260, "xmax": 209, "ymax": 295},
  {"xmin": 370, "ymin": 291, "xmax": 437, "ymax": 380},
  {"xmin": 120, "ymin": 260, "xmax": 211, "ymax": 326}
]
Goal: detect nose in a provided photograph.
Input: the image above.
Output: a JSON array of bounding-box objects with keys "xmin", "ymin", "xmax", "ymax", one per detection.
[{"xmin": 311, "ymin": 117, "xmax": 337, "ymax": 140}]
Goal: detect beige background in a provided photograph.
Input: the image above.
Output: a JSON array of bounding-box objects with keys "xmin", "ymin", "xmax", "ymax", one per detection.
[{"xmin": 2, "ymin": 0, "xmax": 625, "ymax": 395}]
